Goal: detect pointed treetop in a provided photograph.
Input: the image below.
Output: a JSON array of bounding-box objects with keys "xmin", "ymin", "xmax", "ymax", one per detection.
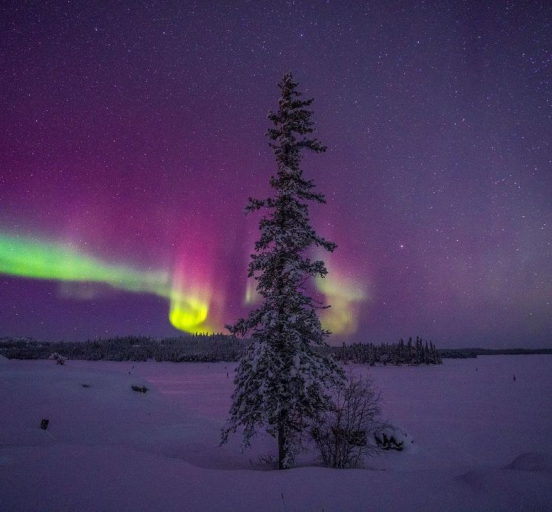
[{"xmin": 267, "ymin": 73, "xmax": 326, "ymax": 174}]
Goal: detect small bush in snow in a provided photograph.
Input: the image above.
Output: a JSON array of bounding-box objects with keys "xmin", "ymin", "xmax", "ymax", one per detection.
[
  {"xmin": 374, "ymin": 431, "xmax": 404, "ymax": 451},
  {"xmin": 311, "ymin": 374, "xmax": 384, "ymax": 468},
  {"xmin": 131, "ymin": 385, "xmax": 148, "ymax": 393},
  {"xmin": 49, "ymin": 352, "xmax": 67, "ymax": 365}
]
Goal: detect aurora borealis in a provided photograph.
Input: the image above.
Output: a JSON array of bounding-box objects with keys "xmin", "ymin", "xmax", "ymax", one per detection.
[
  {"xmin": 1, "ymin": 1, "xmax": 551, "ymax": 347},
  {"xmin": 0, "ymin": 232, "xmax": 218, "ymax": 333}
]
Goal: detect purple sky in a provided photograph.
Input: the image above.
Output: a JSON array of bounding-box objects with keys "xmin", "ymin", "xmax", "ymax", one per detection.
[{"xmin": 1, "ymin": 1, "xmax": 551, "ymax": 347}]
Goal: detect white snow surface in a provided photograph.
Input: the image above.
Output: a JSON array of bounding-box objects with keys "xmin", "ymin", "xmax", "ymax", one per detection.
[{"xmin": 1, "ymin": 355, "xmax": 551, "ymax": 511}]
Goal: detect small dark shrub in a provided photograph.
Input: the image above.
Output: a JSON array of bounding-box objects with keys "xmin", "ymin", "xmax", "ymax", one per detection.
[
  {"xmin": 375, "ymin": 432, "xmax": 404, "ymax": 451},
  {"xmin": 49, "ymin": 352, "xmax": 67, "ymax": 365},
  {"xmin": 131, "ymin": 385, "xmax": 148, "ymax": 393}
]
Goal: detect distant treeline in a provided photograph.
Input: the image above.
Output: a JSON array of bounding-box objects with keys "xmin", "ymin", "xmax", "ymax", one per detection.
[
  {"xmin": 438, "ymin": 349, "xmax": 478, "ymax": 359},
  {"xmin": 326, "ymin": 337, "xmax": 442, "ymax": 365},
  {"xmin": 440, "ymin": 347, "xmax": 552, "ymax": 358},
  {"xmin": 0, "ymin": 334, "xmax": 244, "ymax": 362},
  {"xmin": 0, "ymin": 334, "xmax": 444, "ymax": 365},
  {"xmin": 1, "ymin": 335, "xmax": 550, "ymax": 363}
]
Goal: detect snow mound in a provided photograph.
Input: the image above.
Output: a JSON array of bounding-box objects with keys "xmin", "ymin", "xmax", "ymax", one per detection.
[
  {"xmin": 0, "ymin": 355, "xmax": 9, "ymax": 364},
  {"xmin": 504, "ymin": 452, "xmax": 552, "ymax": 473},
  {"xmin": 375, "ymin": 425, "xmax": 414, "ymax": 452}
]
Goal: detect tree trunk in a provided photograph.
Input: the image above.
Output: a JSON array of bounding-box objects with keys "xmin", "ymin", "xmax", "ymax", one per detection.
[
  {"xmin": 276, "ymin": 245, "xmax": 289, "ymax": 471},
  {"xmin": 278, "ymin": 413, "xmax": 288, "ymax": 470}
]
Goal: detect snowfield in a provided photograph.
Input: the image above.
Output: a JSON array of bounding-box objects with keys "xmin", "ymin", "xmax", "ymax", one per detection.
[{"xmin": 1, "ymin": 355, "xmax": 551, "ymax": 511}]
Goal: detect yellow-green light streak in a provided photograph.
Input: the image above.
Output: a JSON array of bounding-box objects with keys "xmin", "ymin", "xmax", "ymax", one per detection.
[
  {"xmin": 244, "ymin": 276, "xmax": 259, "ymax": 305},
  {"xmin": 316, "ymin": 264, "xmax": 368, "ymax": 336},
  {"xmin": 170, "ymin": 294, "xmax": 213, "ymax": 334}
]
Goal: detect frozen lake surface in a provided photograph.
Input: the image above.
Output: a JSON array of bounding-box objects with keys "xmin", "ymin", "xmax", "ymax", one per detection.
[{"xmin": 1, "ymin": 355, "xmax": 551, "ymax": 511}]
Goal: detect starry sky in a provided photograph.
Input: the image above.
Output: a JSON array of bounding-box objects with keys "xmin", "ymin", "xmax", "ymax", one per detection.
[{"xmin": 1, "ymin": 0, "xmax": 551, "ymax": 347}]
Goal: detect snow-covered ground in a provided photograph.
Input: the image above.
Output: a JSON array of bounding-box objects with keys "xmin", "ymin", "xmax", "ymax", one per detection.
[{"xmin": 1, "ymin": 355, "xmax": 551, "ymax": 511}]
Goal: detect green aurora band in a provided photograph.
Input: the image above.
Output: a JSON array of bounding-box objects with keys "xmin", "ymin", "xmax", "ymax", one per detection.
[{"xmin": 0, "ymin": 232, "xmax": 214, "ymax": 334}]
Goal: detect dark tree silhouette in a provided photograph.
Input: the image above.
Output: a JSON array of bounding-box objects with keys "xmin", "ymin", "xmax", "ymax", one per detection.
[{"xmin": 222, "ymin": 73, "xmax": 344, "ymax": 469}]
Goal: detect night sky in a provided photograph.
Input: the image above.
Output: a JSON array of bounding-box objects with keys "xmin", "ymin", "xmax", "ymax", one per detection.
[{"xmin": 1, "ymin": 1, "xmax": 550, "ymax": 347}]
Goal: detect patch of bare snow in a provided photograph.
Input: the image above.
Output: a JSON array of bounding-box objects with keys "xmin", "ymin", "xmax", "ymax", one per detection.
[
  {"xmin": 1, "ymin": 356, "xmax": 551, "ymax": 511},
  {"xmin": 505, "ymin": 452, "xmax": 552, "ymax": 473}
]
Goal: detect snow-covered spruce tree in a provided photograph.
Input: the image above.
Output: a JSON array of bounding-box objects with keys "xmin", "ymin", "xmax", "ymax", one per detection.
[{"xmin": 221, "ymin": 73, "xmax": 345, "ymax": 470}]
